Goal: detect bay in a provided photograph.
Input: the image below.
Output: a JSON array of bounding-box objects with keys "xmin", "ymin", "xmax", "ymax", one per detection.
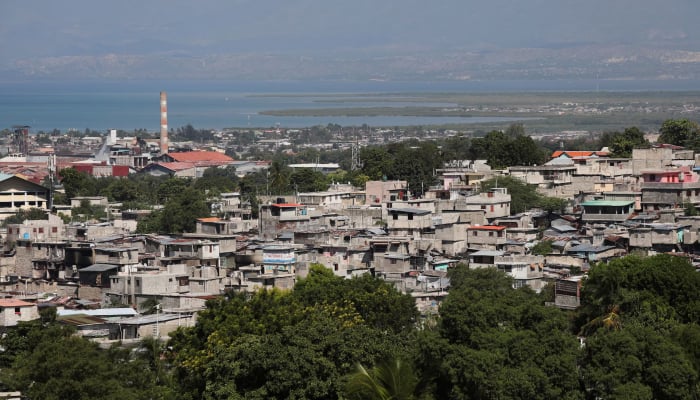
[{"xmin": 1, "ymin": 79, "xmax": 698, "ymax": 133}]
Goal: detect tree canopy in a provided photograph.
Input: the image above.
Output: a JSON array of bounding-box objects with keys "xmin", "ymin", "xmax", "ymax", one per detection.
[
  {"xmin": 4, "ymin": 257, "xmax": 700, "ymax": 399},
  {"xmin": 658, "ymin": 118, "xmax": 700, "ymax": 150}
]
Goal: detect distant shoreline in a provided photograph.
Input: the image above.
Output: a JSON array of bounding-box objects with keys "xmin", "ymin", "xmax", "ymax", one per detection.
[{"xmin": 1, "ymin": 80, "xmax": 698, "ymax": 132}]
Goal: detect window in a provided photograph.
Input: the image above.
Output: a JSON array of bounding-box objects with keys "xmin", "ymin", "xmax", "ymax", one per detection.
[
  {"xmin": 408, "ymin": 214, "xmax": 414, "ymax": 220},
  {"xmin": 390, "ymin": 259, "xmax": 397, "ymax": 265},
  {"xmin": 51, "ymin": 226, "xmax": 57, "ymax": 233},
  {"xmin": 38, "ymin": 228, "xmax": 44, "ymax": 234},
  {"xmin": 392, "ymin": 214, "xmax": 398, "ymax": 220},
  {"xmin": 14, "ymin": 307, "xmax": 21, "ymax": 315},
  {"xmin": 488, "ymin": 232, "xmax": 494, "ymax": 237},
  {"xmin": 481, "ymin": 205, "xmax": 486, "ymax": 210},
  {"xmin": 497, "ymin": 231, "xmax": 503, "ymax": 237},
  {"xmin": 473, "ymin": 231, "xmax": 478, "ymax": 236}
]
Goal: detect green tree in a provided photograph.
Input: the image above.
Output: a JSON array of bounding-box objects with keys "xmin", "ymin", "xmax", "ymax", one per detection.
[
  {"xmin": 386, "ymin": 141, "xmax": 442, "ymax": 197},
  {"xmin": 58, "ymin": 167, "xmax": 96, "ymax": 200},
  {"xmin": 361, "ymin": 146, "xmax": 393, "ymax": 181},
  {"xmin": 169, "ymin": 285, "xmax": 410, "ymax": 400},
  {"xmin": 138, "ymin": 186, "xmax": 210, "ymax": 233},
  {"xmin": 580, "ymin": 326, "xmax": 699, "ymax": 399},
  {"xmin": 658, "ymin": 119, "xmax": 700, "ymax": 148},
  {"xmin": 101, "ymin": 178, "xmax": 140, "ymax": 203},
  {"xmin": 2, "ymin": 208, "xmax": 48, "ymax": 227},
  {"xmin": 429, "ymin": 266, "xmax": 583, "ymax": 399},
  {"xmin": 290, "ymin": 167, "xmax": 328, "ymax": 193},
  {"xmin": 608, "ymin": 126, "xmax": 649, "ymax": 157},
  {"xmin": 0, "ymin": 322, "xmax": 174, "ymax": 399},
  {"xmin": 193, "ymin": 165, "xmax": 239, "ymax": 196},
  {"xmin": 531, "ymin": 240, "xmax": 553, "ymax": 255},
  {"xmin": 293, "ymin": 265, "xmax": 418, "ymax": 333},
  {"xmin": 480, "ymin": 175, "xmax": 541, "ymax": 214},
  {"xmin": 470, "ymin": 129, "xmax": 545, "ymax": 168},
  {"xmin": 268, "ymin": 159, "xmax": 292, "ymax": 195},
  {"xmin": 578, "ymin": 254, "xmax": 700, "ymax": 331},
  {"xmin": 344, "ymin": 357, "xmax": 420, "ymax": 400}
]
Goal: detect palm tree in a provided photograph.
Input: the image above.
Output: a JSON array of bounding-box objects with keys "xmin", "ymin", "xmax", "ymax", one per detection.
[
  {"xmin": 344, "ymin": 357, "xmax": 419, "ymax": 400},
  {"xmin": 268, "ymin": 159, "xmax": 290, "ymax": 195},
  {"xmin": 580, "ymin": 305, "xmax": 622, "ymax": 336}
]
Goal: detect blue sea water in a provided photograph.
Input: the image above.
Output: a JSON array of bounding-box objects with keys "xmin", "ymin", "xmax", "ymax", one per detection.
[{"xmin": 1, "ymin": 79, "xmax": 699, "ymax": 133}]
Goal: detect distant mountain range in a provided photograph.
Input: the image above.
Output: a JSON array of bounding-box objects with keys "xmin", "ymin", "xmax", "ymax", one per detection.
[{"xmin": 3, "ymin": 44, "xmax": 700, "ymax": 82}]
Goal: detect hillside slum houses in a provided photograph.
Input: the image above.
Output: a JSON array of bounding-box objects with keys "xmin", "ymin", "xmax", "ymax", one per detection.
[{"xmin": 2, "ymin": 145, "xmax": 700, "ymax": 340}]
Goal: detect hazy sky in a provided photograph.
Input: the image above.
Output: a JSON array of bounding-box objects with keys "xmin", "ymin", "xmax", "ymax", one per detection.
[{"xmin": 1, "ymin": 0, "xmax": 698, "ymax": 59}]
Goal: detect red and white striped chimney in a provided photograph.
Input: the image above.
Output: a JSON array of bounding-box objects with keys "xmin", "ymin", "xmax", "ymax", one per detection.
[{"xmin": 160, "ymin": 91, "xmax": 168, "ymax": 154}]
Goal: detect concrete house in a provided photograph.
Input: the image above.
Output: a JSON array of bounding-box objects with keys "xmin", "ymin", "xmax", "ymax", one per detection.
[
  {"xmin": 553, "ymin": 276, "xmax": 583, "ymax": 310},
  {"xmin": 107, "ymin": 264, "xmax": 191, "ymax": 306},
  {"xmin": 433, "ymin": 213, "xmax": 470, "ymax": 256},
  {"xmin": 458, "ymin": 188, "xmax": 511, "ymax": 220},
  {"xmin": 494, "ymin": 254, "xmax": 546, "ymax": 292},
  {"xmin": 566, "ymin": 243, "xmax": 621, "ymax": 262},
  {"xmin": 92, "ymin": 246, "xmax": 141, "ymax": 273},
  {"xmin": 386, "ymin": 207, "xmax": 433, "ymax": 237},
  {"xmin": 305, "ymin": 230, "xmax": 372, "ymax": 277},
  {"xmin": 370, "ymin": 236, "xmax": 415, "ymax": 282},
  {"xmin": 580, "ymin": 200, "xmax": 635, "ymax": 224},
  {"xmin": 70, "ymin": 196, "xmax": 108, "ymax": 208},
  {"xmin": 466, "ymin": 225, "xmax": 507, "ymax": 251},
  {"xmin": 296, "ymin": 190, "xmax": 356, "ymax": 211},
  {"xmin": 0, "ymin": 174, "xmax": 52, "ymax": 221},
  {"xmin": 0, "ymin": 299, "xmax": 39, "ymax": 326},
  {"xmin": 259, "ymin": 202, "xmax": 324, "ymax": 240},
  {"xmin": 467, "ymin": 250, "xmax": 505, "ymax": 268},
  {"xmin": 509, "ymin": 160, "xmax": 576, "ymax": 196},
  {"xmin": 365, "ymin": 180, "xmax": 408, "ymax": 205},
  {"xmin": 433, "ymin": 161, "xmax": 491, "ymax": 198},
  {"xmin": 628, "ymin": 223, "xmax": 687, "ymax": 253},
  {"xmin": 147, "ymin": 237, "xmax": 220, "ymax": 269},
  {"xmin": 640, "ymin": 166, "xmax": 700, "ymax": 211},
  {"xmin": 235, "ymin": 245, "xmax": 297, "ymax": 291}
]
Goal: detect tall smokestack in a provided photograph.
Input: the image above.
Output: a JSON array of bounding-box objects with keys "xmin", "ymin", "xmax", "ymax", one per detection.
[{"xmin": 160, "ymin": 91, "xmax": 168, "ymax": 154}]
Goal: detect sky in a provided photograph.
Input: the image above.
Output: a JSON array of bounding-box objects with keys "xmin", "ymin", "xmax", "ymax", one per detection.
[{"xmin": 1, "ymin": 0, "xmax": 699, "ymax": 61}]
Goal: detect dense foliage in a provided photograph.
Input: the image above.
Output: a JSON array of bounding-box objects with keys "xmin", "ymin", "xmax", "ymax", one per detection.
[
  {"xmin": 167, "ymin": 265, "xmax": 417, "ymax": 399},
  {"xmin": 3, "ymin": 257, "xmax": 700, "ymax": 399}
]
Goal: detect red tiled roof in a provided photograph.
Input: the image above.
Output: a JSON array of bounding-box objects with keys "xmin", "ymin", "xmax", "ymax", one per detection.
[
  {"xmin": 197, "ymin": 217, "xmax": 221, "ymax": 222},
  {"xmin": 156, "ymin": 162, "xmax": 197, "ymax": 172},
  {"xmin": 467, "ymin": 225, "xmax": 506, "ymax": 231},
  {"xmin": 0, "ymin": 299, "xmax": 34, "ymax": 308},
  {"xmin": 167, "ymin": 151, "xmax": 233, "ymax": 163}
]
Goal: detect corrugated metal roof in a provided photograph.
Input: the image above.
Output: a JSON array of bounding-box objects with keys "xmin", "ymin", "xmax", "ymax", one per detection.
[
  {"xmin": 57, "ymin": 308, "xmax": 138, "ymax": 317},
  {"xmin": 469, "ymin": 250, "xmax": 505, "ymax": 257},
  {"xmin": 80, "ymin": 264, "xmax": 119, "ymax": 272},
  {"xmin": 568, "ymin": 244, "xmax": 615, "ymax": 253}
]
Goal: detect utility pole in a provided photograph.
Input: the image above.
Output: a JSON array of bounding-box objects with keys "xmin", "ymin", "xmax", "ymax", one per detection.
[{"xmin": 155, "ymin": 303, "xmax": 161, "ymax": 339}]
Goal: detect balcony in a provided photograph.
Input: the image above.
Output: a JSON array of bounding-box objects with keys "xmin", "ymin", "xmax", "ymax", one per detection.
[{"xmin": 641, "ymin": 181, "xmax": 700, "ymax": 190}]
